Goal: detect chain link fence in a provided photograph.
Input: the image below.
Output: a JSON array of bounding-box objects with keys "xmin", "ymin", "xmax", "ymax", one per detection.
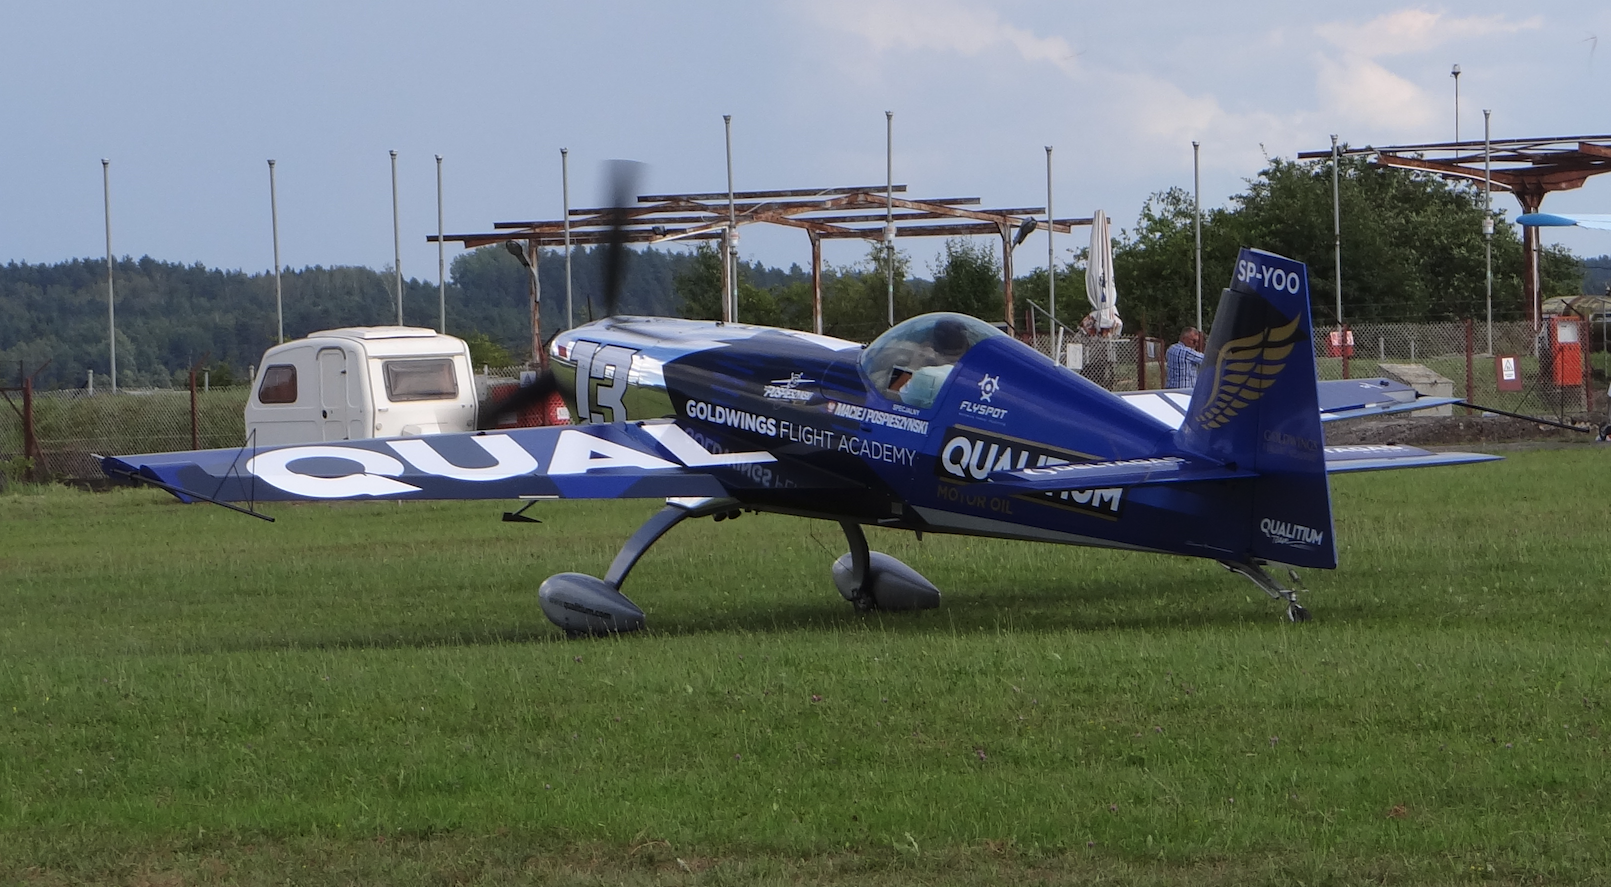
[
  {"xmin": 5, "ymin": 324, "xmax": 1604, "ymax": 482},
  {"xmin": 0, "ymin": 386, "xmax": 252, "ymax": 480},
  {"xmin": 1312, "ymin": 320, "xmax": 1602, "ymax": 422},
  {"xmin": 1023, "ymin": 319, "xmax": 1605, "ymax": 422}
]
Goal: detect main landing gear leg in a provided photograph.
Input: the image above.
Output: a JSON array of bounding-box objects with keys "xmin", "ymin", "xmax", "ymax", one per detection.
[
  {"xmin": 834, "ymin": 522, "xmax": 876, "ymax": 612},
  {"xmin": 1218, "ymin": 558, "xmax": 1311, "ymax": 623},
  {"xmin": 537, "ymin": 497, "xmax": 740, "ymax": 636}
]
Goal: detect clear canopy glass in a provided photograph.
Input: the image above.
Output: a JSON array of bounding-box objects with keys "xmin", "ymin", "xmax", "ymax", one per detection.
[{"xmin": 859, "ymin": 313, "xmax": 1003, "ymax": 409}]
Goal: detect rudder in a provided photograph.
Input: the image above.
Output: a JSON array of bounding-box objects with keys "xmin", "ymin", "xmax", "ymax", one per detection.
[{"xmin": 1176, "ymin": 248, "xmax": 1336, "ymax": 569}]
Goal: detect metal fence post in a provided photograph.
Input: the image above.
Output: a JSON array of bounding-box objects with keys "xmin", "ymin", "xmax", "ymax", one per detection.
[
  {"xmin": 1585, "ymin": 332, "xmax": 1593, "ymax": 415},
  {"xmin": 1135, "ymin": 332, "xmax": 1147, "ymax": 390},
  {"xmin": 189, "ymin": 366, "xmax": 199, "ymax": 451},
  {"xmin": 1342, "ymin": 324, "xmax": 1351, "ymax": 380},
  {"xmin": 22, "ymin": 375, "xmax": 39, "ymax": 480},
  {"xmin": 1465, "ymin": 317, "xmax": 1474, "ymax": 416}
]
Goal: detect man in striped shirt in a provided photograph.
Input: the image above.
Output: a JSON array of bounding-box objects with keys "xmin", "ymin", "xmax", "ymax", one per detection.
[{"xmin": 1166, "ymin": 328, "xmax": 1204, "ymax": 390}]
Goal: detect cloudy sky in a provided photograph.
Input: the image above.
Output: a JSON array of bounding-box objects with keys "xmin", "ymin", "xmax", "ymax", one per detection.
[{"xmin": 4, "ymin": 1, "xmax": 1609, "ymax": 282}]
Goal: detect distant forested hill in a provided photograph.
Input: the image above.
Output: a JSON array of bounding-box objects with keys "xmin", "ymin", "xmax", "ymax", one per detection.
[{"xmin": 0, "ymin": 246, "xmax": 807, "ymax": 389}]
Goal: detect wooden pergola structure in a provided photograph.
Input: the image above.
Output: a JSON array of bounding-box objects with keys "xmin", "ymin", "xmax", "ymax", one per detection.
[
  {"xmin": 431, "ymin": 185, "xmax": 1091, "ymax": 359},
  {"xmin": 1300, "ymin": 135, "xmax": 1611, "ymax": 327}
]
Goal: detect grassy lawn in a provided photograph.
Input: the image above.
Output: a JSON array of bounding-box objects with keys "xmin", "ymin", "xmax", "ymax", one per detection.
[{"xmin": 3, "ymin": 446, "xmax": 1610, "ymax": 884}]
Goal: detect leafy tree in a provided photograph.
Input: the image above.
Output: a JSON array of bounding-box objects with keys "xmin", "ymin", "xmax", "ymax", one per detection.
[
  {"xmin": 670, "ymin": 243, "xmax": 787, "ymax": 328},
  {"xmin": 820, "ymin": 247, "xmax": 922, "ymax": 342},
  {"xmin": 673, "ymin": 244, "xmax": 724, "ymax": 321},
  {"xmin": 927, "ymin": 238, "xmax": 1002, "ymax": 320},
  {"xmin": 460, "ymin": 331, "xmax": 513, "ymax": 368},
  {"xmin": 1012, "ymin": 262, "xmax": 1088, "ymax": 332},
  {"xmin": 1113, "ymin": 156, "xmax": 1584, "ymax": 331}
]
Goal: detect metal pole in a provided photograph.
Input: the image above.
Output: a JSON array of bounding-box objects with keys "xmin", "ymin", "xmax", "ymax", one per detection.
[
  {"xmin": 1451, "ymin": 64, "xmax": 1461, "ymax": 144},
  {"xmin": 391, "ymin": 149, "xmax": 402, "ymax": 326},
  {"xmin": 562, "ymin": 147, "xmax": 573, "ymax": 331},
  {"xmin": 1193, "ymin": 140, "xmax": 1202, "ymax": 333},
  {"xmin": 724, "ymin": 115, "xmax": 737, "ymax": 323},
  {"xmin": 436, "ymin": 154, "xmax": 445, "ymax": 334},
  {"xmin": 1046, "ymin": 146, "xmax": 1055, "ymax": 335},
  {"xmin": 886, "ymin": 110, "xmax": 895, "ymax": 328},
  {"xmin": 1484, "ymin": 109, "xmax": 1493, "ymax": 355},
  {"xmin": 269, "ymin": 159, "xmax": 283, "ymax": 344},
  {"xmin": 102, "ymin": 159, "xmax": 116, "ymax": 393},
  {"xmin": 810, "ymin": 231, "xmax": 823, "ymax": 335},
  {"xmin": 528, "ymin": 240, "xmax": 542, "ymax": 367},
  {"xmin": 1331, "ymin": 135, "xmax": 1343, "ymax": 327}
]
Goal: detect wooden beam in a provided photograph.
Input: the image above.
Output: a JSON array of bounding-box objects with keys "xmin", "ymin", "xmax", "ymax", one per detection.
[{"xmin": 637, "ymin": 185, "xmax": 910, "ymax": 202}]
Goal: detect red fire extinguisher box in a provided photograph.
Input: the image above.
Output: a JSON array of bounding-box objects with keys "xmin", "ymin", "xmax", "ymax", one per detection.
[{"xmin": 1551, "ymin": 316, "xmax": 1584, "ymax": 387}]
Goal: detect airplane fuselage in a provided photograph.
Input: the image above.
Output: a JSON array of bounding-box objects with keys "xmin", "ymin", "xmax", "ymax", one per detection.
[{"xmin": 548, "ymin": 316, "xmax": 1262, "ymax": 561}]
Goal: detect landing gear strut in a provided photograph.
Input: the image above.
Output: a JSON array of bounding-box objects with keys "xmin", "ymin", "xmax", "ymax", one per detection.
[
  {"xmin": 1219, "ymin": 558, "xmax": 1311, "ymax": 622},
  {"xmin": 537, "ymin": 497, "xmax": 739, "ymax": 636}
]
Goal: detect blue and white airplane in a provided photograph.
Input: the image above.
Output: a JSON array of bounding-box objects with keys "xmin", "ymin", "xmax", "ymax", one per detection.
[{"xmin": 102, "ymin": 248, "xmax": 1497, "ymax": 634}]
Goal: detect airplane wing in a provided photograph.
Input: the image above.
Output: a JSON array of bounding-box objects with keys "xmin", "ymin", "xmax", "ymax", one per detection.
[
  {"xmin": 99, "ymin": 420, "xmax": 854, "ymax": 505},
  {"xmin": 1323, "ymin": 444, "xmax": 1501, "ymax": 473},
  {"xmin": 1119, "ymin": 378, "xmax": 1461, "ymax": 429},
  {"xmin": 1517, "ymin": 213, "xmax": 1611, "ymax": 232}
]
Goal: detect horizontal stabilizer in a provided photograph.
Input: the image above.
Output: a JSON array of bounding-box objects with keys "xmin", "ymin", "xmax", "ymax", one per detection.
[
  {"xmin": 986, "ymin": 455, "xmax": 1256, "ymax": 493},
  {"xmin": 1121, "ymin": 378, "xmax": 1462, "ymax": 428},
  {"xmin": 1325, "ymin": 444, "xmax": 1501, "ymax": 474}
]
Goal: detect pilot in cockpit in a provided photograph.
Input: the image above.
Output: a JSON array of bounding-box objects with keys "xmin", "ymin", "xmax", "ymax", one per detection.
[
  {"xmin": 862, "ymin": 312, "xmax": 1003, "ymax": 409},
  {"xmin": 885, "ymin": 317, "xmax": 969, "ymax": 408}
]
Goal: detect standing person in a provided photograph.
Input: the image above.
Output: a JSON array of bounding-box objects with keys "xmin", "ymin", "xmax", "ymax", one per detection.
[{"xmin": 1167, "ymin": 327, "xmax": 1204, "ymax": 389}]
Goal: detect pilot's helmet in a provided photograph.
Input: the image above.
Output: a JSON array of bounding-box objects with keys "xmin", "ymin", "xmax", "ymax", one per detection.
[{"xmin": 932, "ymin": 318, "xmax": 969, "ymax": 358}]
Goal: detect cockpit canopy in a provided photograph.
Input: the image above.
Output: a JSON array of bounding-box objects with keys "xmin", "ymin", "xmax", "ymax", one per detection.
[{"xmin": 859, "ymin": 312, "xmax": 1004, "ymax": 409}]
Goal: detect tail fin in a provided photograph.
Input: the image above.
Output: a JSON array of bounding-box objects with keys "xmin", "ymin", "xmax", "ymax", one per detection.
[{"xmin": 1176, "ymin": 248, "xmax": 1336, "ymax": 569}]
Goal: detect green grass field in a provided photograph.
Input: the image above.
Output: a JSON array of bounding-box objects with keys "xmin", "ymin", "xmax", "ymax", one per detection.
[{"xmin": 4, "ymin": 447, "xmax": 1610, "ymax": 885}]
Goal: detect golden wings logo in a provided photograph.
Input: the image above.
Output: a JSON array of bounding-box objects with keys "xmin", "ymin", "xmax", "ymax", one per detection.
[{"xmin": 1192, "ymin": 313, "xmax": 1302, "ymax": 429}]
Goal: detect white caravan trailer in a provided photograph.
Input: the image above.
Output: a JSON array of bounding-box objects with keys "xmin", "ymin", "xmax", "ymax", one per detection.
[{"xmin": 244, "ymin": 327, "xmax": 477, "ymax": 446}]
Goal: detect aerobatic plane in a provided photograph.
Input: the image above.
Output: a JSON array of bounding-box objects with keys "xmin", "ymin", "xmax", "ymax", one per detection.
[{"xmin": 102, "ymin": 247, "xmax": 1497, "ymax": 635}]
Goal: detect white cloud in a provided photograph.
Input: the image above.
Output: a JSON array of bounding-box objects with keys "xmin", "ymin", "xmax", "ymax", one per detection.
[
  {"xmin": 1314, "ymin": 54, "xmax": 1436, "ymax": 131},
  {"xmin": 804, "ymin": 0, "xmax": 1079, "ymax": 76},
  {"xmin": 1316, "ymin": 9, "xmax": 1541, "ymax": 58},
  {"xmin": 1310, "ymin": 9, "xmax": 1540, "ymax": 134}
]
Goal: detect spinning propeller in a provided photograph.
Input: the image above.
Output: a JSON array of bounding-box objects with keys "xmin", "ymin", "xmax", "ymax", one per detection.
[{"xmin": 477, "ymin": 160, "xmax": 642, "ymax": 430}]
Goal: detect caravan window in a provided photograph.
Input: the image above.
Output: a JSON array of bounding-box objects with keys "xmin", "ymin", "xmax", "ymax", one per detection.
[
  {"xmin": 257, "ymin": 365, "xmax": 298, "ymax": 404},
  {"xmin": 384, "ymin": 358, "xmax": 458, "ymax": 401}
]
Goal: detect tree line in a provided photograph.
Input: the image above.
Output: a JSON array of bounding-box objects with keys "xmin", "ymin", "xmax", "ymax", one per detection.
[{"xmin": 2, "ymin": 155, "xmax": 1591, "ymax": 390}]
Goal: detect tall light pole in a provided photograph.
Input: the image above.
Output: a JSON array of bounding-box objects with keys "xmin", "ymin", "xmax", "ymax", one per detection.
[
  {"xmin": 1484, "ymin": 109, "xmax": 1494, "ymax": 355},
  {"xmin": 724, "ymin": 115, "xmax": 737, "ymax": 323},
  {"xmin": 1331, "ymin": 134, "xmax": 1343, "ymax": 328},
  {"xmin": 1193, "ymin": 140, "xmax": 1202, "ymax": 333},
  {"xmin": 102, "ymin": 159, "xmax": 116, "ymax": 393},
  {"xmin": 886, "ymin": 110, "xmax": 895, "ymax": 328},
  {"xmin": 269, "ymin": 159, "xmax": 283, "ymax": 344},
  {"xmin": 1045, "ymin": 145, "xmax": 1055, "ymax": 335},
  {"xmin": 561, "ymin": 147, "xmax": 573, "ymax": 331},
  {"xmin": 435, "ymin": 154, "xmax": 445, "ymax": 334},
  {"xmin": 390, "ymin": 149, "xmax": 403, "ymax": 326},
  {"xmin": 1451, "ymin": 64, "xmax": 1462, "ymax": 144}
]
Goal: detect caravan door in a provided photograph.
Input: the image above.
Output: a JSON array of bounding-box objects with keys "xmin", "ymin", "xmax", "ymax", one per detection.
[{"xmin": 317, "ymin": 347, "xmax": 355, "ymax": 441}]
